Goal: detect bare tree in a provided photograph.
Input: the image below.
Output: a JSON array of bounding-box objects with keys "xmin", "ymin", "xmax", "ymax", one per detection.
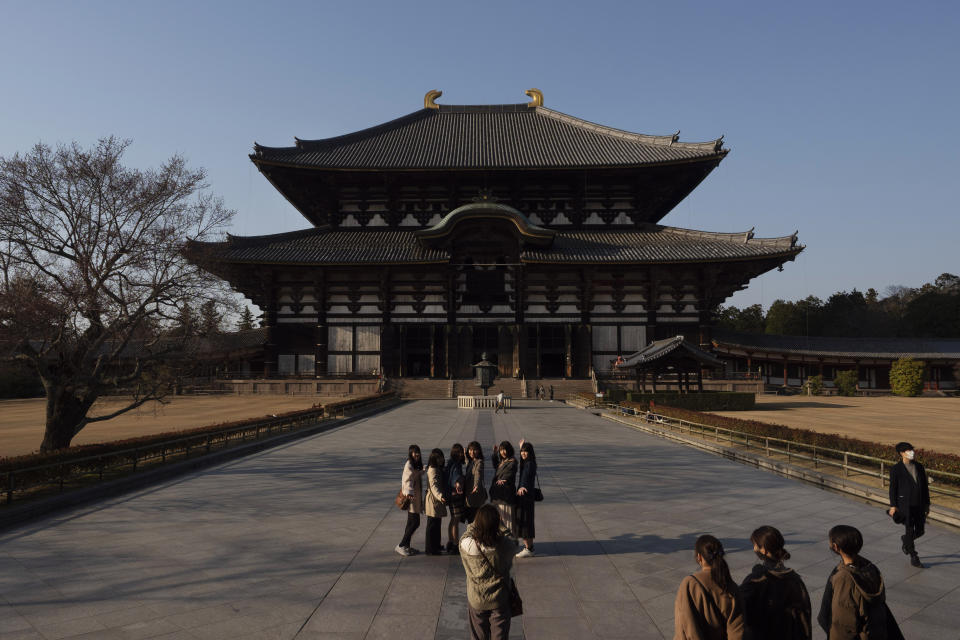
[{"xmin": 0, "ymin": 137, "xmax": 234, "ymax": 451}]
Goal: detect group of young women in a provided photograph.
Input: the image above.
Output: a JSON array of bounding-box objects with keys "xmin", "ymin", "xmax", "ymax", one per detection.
[
  {"xmin": 396, "ymin": 439, "xmax": 538, "ymax": 558},
  {"xmin": 675, "ymin": 527, "xmax": 812, "ymax": 640}
]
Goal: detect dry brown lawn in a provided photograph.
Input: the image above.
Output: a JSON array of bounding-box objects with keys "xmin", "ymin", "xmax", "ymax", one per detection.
[
  {"xmin": 713, "ymin": 395, "xmax": 960, "ymax": 455},
  {"xmin": 0, "ymin": 395, "xmax": 345, "ymax": 457}
]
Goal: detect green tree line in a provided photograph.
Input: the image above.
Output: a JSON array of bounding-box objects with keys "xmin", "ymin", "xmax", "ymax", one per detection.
[{"xmin": 718, "ymin": 273, "xmax": 960, "ymax": 338}]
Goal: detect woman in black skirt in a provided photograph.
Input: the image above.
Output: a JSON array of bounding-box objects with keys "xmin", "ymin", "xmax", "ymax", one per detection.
[
  {"xmin": 489, "ymin": 441, "xmax": 517, "ymax": 535},
  {"xmin": 515, "ymin": 440, "xmax": 537, "ymax": 557},
  {"xmin": 445, "ymin": 443, "xmax": 467, "ymax": 553}
]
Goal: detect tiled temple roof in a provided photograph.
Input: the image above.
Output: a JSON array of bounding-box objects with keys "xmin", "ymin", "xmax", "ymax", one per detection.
[
  {"xmin": 251, "ymin": 104, "xmax": 726, "ymax": 170},
  {"xmin": 195, "ymin": 224, "xmax": 800, "ymax": 266},
  {"xmin": 712, "ymin": 330, "xmax": 960, "ymax": 360},
  {"xmin": 622, "ymin": 335, "xmax": 724, "ymax": 368}
]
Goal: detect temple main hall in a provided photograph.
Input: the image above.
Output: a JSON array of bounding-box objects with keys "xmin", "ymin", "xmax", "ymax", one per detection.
[{"xmin": 192, "ymin": 89, "xmax": 802, "ymax": 381}]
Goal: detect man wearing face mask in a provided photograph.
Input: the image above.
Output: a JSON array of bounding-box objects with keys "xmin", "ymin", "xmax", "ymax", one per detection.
[{"xmin": 887, "ymin": 441, "xmax": 930, "ymax": 568}]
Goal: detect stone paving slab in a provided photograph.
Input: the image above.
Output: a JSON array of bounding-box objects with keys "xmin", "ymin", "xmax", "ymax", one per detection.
[{"xmin": 2, "ymin": 400, "xmax": 960, "ymax": 639}]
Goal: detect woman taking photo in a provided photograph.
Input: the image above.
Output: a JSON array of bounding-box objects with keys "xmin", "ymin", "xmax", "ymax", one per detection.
[
  {"xmin": 740, "ymin": 525, "xmax": 812, "ymax": 639},
  {"xmin": 464, "ymin": 441, "xmax": 487, "ymax": 523},
  {"xmin": 459, "ymin": 504, "xmax": 522, "ymax": 640},
  {"xmin": 424, "ymin": 448, "xmax": 448, "ymax": 555},
  {"xmin": 396, "ymin": 445, "xmax": 423, "ymax": 557},
  {"xmin": 674, "ymin": 534, "xmax": 745, "ymax": 640},
  {"xmin": 489, "ymin": 441, "xmax": 517, "ymax": 535},
  {"xmin": 515, "ymin": 440, "xmax": 537, "ymax": 557},
  {"xmin": 446, "ymin": 443, "xmax": 467, "ymax": 553}
]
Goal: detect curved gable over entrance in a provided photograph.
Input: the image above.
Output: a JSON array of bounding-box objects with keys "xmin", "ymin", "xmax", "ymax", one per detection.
[{"xmin": 415, "ymin": 202, "xmax": 555, "ymax": 253}]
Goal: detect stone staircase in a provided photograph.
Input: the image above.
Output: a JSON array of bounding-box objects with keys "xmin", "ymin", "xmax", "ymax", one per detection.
[
  {"xmin": 393, "ymin": 377, "xmax": 563, "ymax": 400},
  {"xmin": 390, "ymin": 378, "xmax": 453, "ymax": 399},
  {"xmin": 451, "ymin": 378, "xmax": 526, "ymax": 399},
  {"xmin": 525, "ymin": 378, "xmax": 596, "ymax": 401}
]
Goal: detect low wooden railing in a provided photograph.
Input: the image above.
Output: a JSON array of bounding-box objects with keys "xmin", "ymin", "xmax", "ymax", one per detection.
[
  {"xmin": 604, "ymin": 403, "xmax": 960, "ymax": 499},
  {"xmin": 2, "ymin": 393, "xmax": 397, "ymax": 505}
]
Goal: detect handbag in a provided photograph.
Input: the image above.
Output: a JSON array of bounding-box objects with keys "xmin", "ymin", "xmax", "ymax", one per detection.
[
  {"xmin": 533, "ymin": 472, "xmax": 544, "ymax": 502},
  {"xmin": 508, "ymin": 577, "xmax": 524, "ymax": 617},
  {"xmin": 395, "ymin": 491, "xmax": 411, "ymax": 510}
]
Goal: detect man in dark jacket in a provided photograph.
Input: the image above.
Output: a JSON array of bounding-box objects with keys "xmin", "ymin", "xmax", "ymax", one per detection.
[{"xmin": 887, "ymin": 441, "xmax": 930, "ymax": 568}]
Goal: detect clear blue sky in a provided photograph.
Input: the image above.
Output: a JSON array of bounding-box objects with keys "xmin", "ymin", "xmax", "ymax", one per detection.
[{"xmin": 2, "ymin": 1, "xmax": 958, "ymax": 310}]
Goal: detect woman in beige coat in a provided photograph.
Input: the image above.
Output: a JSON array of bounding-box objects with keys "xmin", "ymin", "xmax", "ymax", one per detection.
[
  {"xmin": 396, "ymin": 445, "xmax": 423, "ymax": 557},
  {"xmin": 674, "ymin": 535, "xmax": 745, "ymax": 640},
  {"xmin": 424, "ymin": 448, "xmax": 448, "ymax": 555}
]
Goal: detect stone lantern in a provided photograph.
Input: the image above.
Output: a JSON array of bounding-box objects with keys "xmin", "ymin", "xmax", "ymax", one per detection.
[{"xmin": 472, "ymin": 352, "xmax": 498, "ymax": 396}]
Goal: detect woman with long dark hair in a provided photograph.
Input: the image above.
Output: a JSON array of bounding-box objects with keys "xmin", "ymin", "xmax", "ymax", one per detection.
[
  {"xmin": 674, "ymin": 535, "xmax": 745, "ymax": 640},
  {"xmin": 740, "ymin": 525, "xmax": 812, "ymax": 639},
  {"xmin": 396, "ymin": 445, "xmax": 423, "ymax": 557},
  {"xmin": 445, "ymin": 443, "xmax": 467, "ymax": 553},
  {"xmin": 489, "ymin": 441, "xmax": 517, "ymax": 536},
  {"xmin": 459, "ymin": 504, "xmax": 522, "ymax": 639},
  {"xmin": 464, "ymin": 441, "xmax": 487, "ymax": 523},
  {"xmin": 424, "ymin": 448, "xmax": 448, "ymax": 555},
  {"xmin": 515, "ymin": 440, "xmax": 537, "ymax": 557}
]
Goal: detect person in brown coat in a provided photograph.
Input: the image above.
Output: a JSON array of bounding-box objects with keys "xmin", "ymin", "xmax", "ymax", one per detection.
[
  {"xmin": 674, "ymin": 535, "xmax": 745, "ymax": 640},
  {"xmin": 817, "ymin": 525, "xmax": 904, "ymax": 640}
]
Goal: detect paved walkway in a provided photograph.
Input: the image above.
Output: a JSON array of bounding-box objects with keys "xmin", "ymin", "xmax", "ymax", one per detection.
[{"xmin": 2, "ymin": 401, "xmax": 960, "ymax": 639}]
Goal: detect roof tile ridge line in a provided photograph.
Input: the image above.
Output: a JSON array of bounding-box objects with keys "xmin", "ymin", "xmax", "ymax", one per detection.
[
  {"xmin": 659, "ymin": 224, "xmax": 800, "ymax": 246},
  {"xmin": 226, "ymin": 226, "xmax": 331, "ymax": 245},
  {"xmin": 253, "ymin": 109, "xmax": 434, "ymax": 153},
  {"xmin": 535, "ymin": 106, "xmax": 723, "ymax": 151}
]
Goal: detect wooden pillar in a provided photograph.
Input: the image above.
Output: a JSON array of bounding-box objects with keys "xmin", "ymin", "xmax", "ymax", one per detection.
[
  {"xmin": 429, "ymin": 324, "xmax": 436, "ymax": 378},
  {"xmin": 444, "ymin": 324, "xmax": 453, "ymax": 378},
  {"xmin": 535, "ymin": 324, "xmax": 541, "ymax": 378},
  {"xmin": 564, "ymin": 324, "xmax": 573, "ymax": 378},
  {"xmin": 399, "ymin": 325, "xmax": 406, "ymax": 377},
  {"xmin": 651, "ymin": 368, "xmax": 658, "ymax": 393},
  {"xmin": 783, "ymin": 358, "xmax": 788, "ymax": 386},
  {"xmin": 513, "ymin": 324, "xmax": 521, "ymax": 378}
]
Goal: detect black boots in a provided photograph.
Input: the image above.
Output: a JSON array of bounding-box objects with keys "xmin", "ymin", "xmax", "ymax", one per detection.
[{"xmin": 911, "ymin": 553, "xmax": 925, "ymax": 568}]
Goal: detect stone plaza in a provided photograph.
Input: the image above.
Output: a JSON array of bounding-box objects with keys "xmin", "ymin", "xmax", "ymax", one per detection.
[{"xmin": 2, "ymin": 400, "xmax": 959, "ymax": 639}]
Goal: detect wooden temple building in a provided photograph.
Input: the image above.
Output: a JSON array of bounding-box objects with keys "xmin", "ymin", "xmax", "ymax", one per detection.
[{"xmin": 190, "ymin": 90, "xmax": 803, "ymax": 380}]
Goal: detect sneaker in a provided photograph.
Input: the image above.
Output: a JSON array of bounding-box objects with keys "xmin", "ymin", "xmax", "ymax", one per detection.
[
  {"xmin": 395, "ymin": 545, "xmax": 411, "ymax": 557},
  {"xmin": 516, "ymin": 547, "xmax": 535, "ymax": 558},
  {"xmin": 406, "ymin": 547, "xmax": 420, "ymax": 555},
  {"xmin": 910, "ymin": 553, "xmax": 925, "ymax": 568}
]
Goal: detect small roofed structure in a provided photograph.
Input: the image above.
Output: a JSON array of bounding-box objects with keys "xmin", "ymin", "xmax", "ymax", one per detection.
[{"xmin": 621, "ymin": 335, "xmax": 724, "ymax": 392}]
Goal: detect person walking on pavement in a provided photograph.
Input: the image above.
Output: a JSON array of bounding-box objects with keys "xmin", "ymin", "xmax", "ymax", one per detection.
[
  {"xmin": 888, "ymin": 441, "xmax": 930, "ymax": 568},
  {"xmin": 495, "ymin": 389, "xmax": 506, "ymax": 414},
  {"xmin": 817, "ymin": 525, "xmax": 904, "ymax": 639}
]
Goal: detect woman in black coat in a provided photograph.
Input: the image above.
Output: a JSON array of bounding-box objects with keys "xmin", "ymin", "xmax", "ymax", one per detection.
[
  {"xmin": 887, "ymin": 441, "xmax": 931, "ymax": 567},
  {"xmin": 489, "ymin": 440, "xmax": 517, "ymax": 536},
  {"xmin": 515, "ymin": 440, "xmax": 538, "ymax": 557}
]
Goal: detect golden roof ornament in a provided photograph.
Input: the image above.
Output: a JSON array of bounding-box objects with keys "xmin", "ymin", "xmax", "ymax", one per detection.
[
  {"xmin": 424, "ymin": 89, "xmax": 442, "ymax": 109},
  {"xmin": 525, "ymin": 88, "xmax": 544, "ymax": 107}
]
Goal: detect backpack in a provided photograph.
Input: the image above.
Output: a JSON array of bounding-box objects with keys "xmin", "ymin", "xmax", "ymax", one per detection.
[{"xmin": 751, "ymin": 570, "xmax": 811, "ymax": 640}]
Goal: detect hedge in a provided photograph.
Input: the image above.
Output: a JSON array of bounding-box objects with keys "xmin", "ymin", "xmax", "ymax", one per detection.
[
  {"xmin": 604, "ymin": 390, "xmax": 755, "ymax": 411},
  {"xmin": 624, "ymin": 404, "xmax": 960, "ymax": 483}
]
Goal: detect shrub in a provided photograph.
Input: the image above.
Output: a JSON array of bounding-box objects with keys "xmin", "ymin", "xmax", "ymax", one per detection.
[
  {"xmin": 805, "ymin": 375, "xmax": 823, "ymax": 396},
  {"xmin": 624, "ymin": 391, "xmax": 755, "ymax": 411},
  {"xmin": 834, "ymin": 370, "xmax": 858, "ymax": 396},
  {"xmin": 628, "ymin": 404, "xmax": 960, "ymax": 485},
  {"xmin": 890, "ymin": 358, "xmax": 925, "ymax": 396}
]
